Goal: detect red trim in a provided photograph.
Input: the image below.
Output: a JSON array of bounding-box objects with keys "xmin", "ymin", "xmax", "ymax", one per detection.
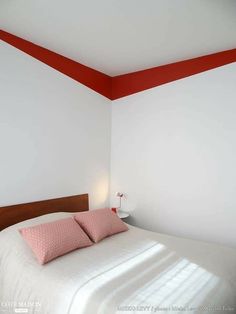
[
  {"xmin": 1, "ymin": 29, "xmax": 236, "ymax": 100},
  {"xmin": 111, "ymin": 49, "xmax": 236, "ymax": 99},
  {"xmin": 0, "ymin": 30, "xmax": 112, "ymax": 99}
]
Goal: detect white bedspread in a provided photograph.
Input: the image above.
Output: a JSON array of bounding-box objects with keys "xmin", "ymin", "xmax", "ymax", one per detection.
[{"xmin": 0, "ymin": 212, "xmax": 236, "ymax": 314}]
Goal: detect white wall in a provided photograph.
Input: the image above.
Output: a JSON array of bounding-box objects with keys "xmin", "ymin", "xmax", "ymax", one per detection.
[
  {"xmin": 0, "ymin": 41, "xmax": 111, "ymax": 209},
  {"xmin": 110, "ymin": 63, "xmax": 236, "ymax": 248},
  {"xmin": 1, "ymin": 39, "xmax": 236, "ymax": 249}
]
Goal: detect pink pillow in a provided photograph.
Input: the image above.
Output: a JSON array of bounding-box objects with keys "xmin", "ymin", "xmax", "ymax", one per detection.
[
  {"xmin": 19, "ymin": 217, "xmax": 93, "ymax": 264},
  {"xmin": 74, "ymin": 208, "xmax": 128, "ymax": 243}
]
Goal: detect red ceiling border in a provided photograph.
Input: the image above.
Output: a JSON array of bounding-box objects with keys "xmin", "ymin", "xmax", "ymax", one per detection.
[
  {"xmin": 111, "ymin": 49, "xmax": 236, "ymax": 100},
  {"xmin": 1, "ymin": 29, "xmax": 236, "ymax": 100},
  {"xmin": 0, "ymin": 30, "xmax": 112, "ymax": 99}
]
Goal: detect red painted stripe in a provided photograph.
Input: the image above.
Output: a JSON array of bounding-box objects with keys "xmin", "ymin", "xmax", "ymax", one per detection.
[
  {"xmin": 111, "ymin": 49, "xmax": 236, "ymax": 100},
  {"xmin": 1, "ymin": 30, "xmax": 235, "ymax": 100},
  {"xmin": 0, "ymin": 30, "xmax": 112, "ymax": 99}
]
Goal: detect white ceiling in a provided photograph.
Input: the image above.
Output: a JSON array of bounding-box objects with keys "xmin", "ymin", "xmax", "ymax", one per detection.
[{"xmin": 0, "ymin": 0, "xmax": 236, "ymax": 76}]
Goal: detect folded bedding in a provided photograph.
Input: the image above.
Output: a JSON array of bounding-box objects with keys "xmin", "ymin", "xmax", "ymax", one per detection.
[{"xmin": 0, "ymin": 212, "xmax": 236, "ymax": 314}]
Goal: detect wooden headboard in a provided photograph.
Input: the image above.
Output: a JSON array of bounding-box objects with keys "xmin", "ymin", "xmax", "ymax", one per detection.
[{"xmin": 0, "ymin": 194, "xmax": 89, "ymax": 231}]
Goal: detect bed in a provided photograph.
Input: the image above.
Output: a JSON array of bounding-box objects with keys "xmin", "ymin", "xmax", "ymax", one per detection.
[{"xmin": 0, "ymin": 194, "xmax": 236, "ymax": 314}]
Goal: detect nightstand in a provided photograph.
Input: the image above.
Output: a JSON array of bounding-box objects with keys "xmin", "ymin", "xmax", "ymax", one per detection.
[{"xmin": 117, "ymin": 210, "xmax": 130, "ymax": 219}]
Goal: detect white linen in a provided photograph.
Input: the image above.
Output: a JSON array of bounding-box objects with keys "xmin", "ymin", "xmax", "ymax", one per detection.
[{"xmin": 0, "ymin": 212, "xmax": 236, "ymax": 314}]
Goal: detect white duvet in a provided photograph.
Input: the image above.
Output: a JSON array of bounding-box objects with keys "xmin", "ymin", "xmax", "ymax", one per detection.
[{"xmin": 0, "ymin": 212, "xmax": 236, "ymax": 314}]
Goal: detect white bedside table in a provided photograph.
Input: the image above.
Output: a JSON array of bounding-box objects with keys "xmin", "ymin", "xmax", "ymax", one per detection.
[{"xmin": 117, "ymin": 210, "xmax": 129, "ymax": 219}]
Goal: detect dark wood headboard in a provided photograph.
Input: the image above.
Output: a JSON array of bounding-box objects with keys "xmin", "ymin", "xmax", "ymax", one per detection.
[{"xmin": 0, "ymin": 194, "xmax": 89, "ymax": 231}]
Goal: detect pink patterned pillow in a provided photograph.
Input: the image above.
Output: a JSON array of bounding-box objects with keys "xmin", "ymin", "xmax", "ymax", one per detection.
[
  {"xmin": 74, "ymin": 208, "xmax": 128, "ymax": 243},
  {"xmin": 19, "ymin": 217, "xmax": 93, "ymax": 264}
]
